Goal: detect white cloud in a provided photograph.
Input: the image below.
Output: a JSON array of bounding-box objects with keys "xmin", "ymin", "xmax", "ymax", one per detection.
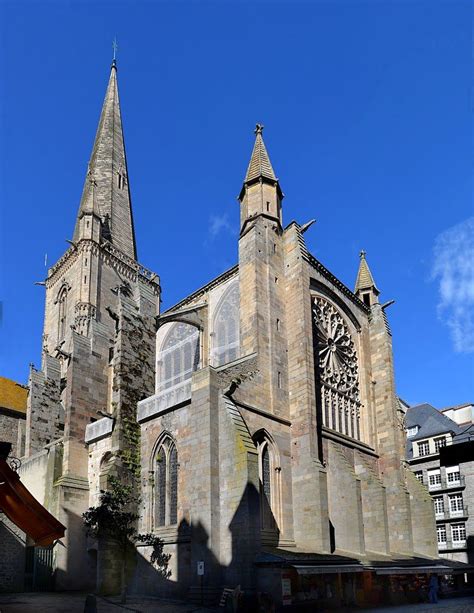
[
  {"xmin": 208, "ymin": 214, "xmax": 234, "ymax": 239},
  {"xmin": 432, "ymin": 217, "xmax": 474, "ymax": 353}
]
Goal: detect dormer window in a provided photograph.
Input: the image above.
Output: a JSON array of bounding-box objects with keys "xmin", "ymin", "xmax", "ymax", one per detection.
[
  {"xmin": 407, "ymin": 425, "xmax": 419, "ymax": 437},
  {"xmin": 434, "ymin": 436, "xmax": 447, "ymax": 453}
]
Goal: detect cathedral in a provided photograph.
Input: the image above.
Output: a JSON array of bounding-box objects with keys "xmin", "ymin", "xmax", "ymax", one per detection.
[{"xmin": 2, "ymin": 60, "xmax": 445, "ymax": 607}]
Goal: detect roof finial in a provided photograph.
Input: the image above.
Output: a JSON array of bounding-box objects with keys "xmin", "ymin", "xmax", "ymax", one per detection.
[
  {"xmin": 359, "ymin": 249, "xmax": 366, "ymax": 259},
  {"xmin": 254, "ymin": 123, "xmax": 264, "ymax": 136},
  {"xmin": 112, "ymin": 37, "xmax": 118, "ymax": 67}
]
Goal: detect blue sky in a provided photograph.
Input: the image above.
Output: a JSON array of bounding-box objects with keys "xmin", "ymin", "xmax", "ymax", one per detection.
[{"xmin": 0, "ymin": 1, "xmax": 472, "ymax": 407}]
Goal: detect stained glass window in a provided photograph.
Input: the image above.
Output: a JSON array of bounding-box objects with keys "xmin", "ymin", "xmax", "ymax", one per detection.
[
  {"xmin": 156, "ymin": 448, "xmax": 167, "ymax": 527},
  {"xmin": 154, "ymin": 438, "xmax": 178, "ymax": 528},
  {"xmin": 169, "ymin": 445, "xmax": 178, "ymax": 525},
  {"xmin": 262, "ymin": 444, "xmax": 271, "ymax": 503}
]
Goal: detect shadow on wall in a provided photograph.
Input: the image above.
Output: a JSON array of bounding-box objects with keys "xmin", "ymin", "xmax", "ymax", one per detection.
[
  {"xmin": 0, "ymin": 518, "xmax": 26, "ymax": 592},
  {"xmin": 54, "ymin": 509, "xmax": 97, "ymax": 592},
  {"xmin": 129, "ymin": 482, "xmax": 277, "ymax": 604}
]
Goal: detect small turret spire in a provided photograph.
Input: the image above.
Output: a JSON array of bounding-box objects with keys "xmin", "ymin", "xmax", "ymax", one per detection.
[
  {"xmin": 355, "ymin": 250, "xmax": 379, "ymax": 305},
  {"xmin": 244, "ymin": 123, "xmax": 277, "ymax": 184}
]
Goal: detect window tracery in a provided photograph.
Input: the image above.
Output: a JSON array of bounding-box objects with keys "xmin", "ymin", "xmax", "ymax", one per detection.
[
  {"xmin": 254, "ymin": 432, "xmax": 281, "ymax": 533},
  {"xmin": 153, "ymin": 437, "xmax": 178, "ymax": 528},
  {"xmin": 157, "ymin": 323, "xmax": 200, "ymax": 391},
  {"xmin": 212, "ymin": 281, "xmax": 240, "ymax": 367},
  {"xmin": 312, "ymin": 296, "xmax": 361, "ymax": 440}
]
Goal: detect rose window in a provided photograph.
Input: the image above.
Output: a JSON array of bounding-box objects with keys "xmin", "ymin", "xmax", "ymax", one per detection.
[{"xmin": 312, "ymin": 296, "xmax": 361, "ymax": 439}]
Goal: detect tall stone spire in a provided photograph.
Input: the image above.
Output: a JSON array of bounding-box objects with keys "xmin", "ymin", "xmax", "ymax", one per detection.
[
  {"xmin": 239, "ymin": 124, "xmax": 283, "ymax": 233},
  {"xmin": 73, "ymin": 61, "xmax": 137, "ymax": 259},
  {"xmin": 355, "ymin": 250, "xmax": 379, "ymax": 305}
]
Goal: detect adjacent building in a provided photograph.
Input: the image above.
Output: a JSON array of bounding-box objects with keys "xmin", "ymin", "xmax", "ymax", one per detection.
[{"xmin": 405, "ymin": 403, "xmax": 474, "ymax": 565}]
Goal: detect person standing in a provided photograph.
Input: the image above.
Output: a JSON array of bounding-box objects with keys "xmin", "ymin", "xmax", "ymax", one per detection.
[{"xmin": 428, "ymin": 574, "xmax": 439, "ymax": 604}]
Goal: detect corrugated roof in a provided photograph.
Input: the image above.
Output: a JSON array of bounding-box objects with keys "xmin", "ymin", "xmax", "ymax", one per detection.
[{"xmin": 0, "ymin": 377, "xmax": 27, "ymax": 414}]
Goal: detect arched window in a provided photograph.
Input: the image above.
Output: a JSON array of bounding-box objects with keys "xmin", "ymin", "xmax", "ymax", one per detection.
[
  {"xmin": 212, "ymin": 280, "xmax": 240, "ymax": 366},
  {"xmin": 154, "ymin": 437, "xmax": 178, "ymax": 528},
  {"xmin": 312, "ymin": 295, "xmax": 361, "ymax": 440},
  {"xmin": 57, "ymin": 286, "xmax": 68, "ymax": 341},
  {"xmin": 254, "ymin": 432, "xmax": 281, "ymax": 534},
  {"xmin": 157, "ymin": 323, "xmax": 200, "ymax": 391}
]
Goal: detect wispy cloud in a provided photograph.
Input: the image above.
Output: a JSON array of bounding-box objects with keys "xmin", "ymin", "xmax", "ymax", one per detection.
[
  {"xmin": 208, "ymin": 214, "xmax": 234, "ymax": 239},
  {"xmin": 432, "ymin": 217, "xmax": 474, "ymax": 353}
]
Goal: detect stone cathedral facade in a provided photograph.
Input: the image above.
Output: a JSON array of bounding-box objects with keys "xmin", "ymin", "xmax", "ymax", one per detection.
[{"xmin": 8, "ymin": 62, "xmax": 440, "ymax": 605}]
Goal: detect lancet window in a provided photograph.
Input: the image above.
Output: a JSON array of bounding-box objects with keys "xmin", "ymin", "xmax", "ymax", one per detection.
[
  {"xmin": 312, "ymin": 295, "xmax": 361, "ymax": 440},
  {"xmin": 57, "ymin": 286, "xmax": 69, "ymax": 342},
  {"xmin": 254, "ymin": 432, "xmax": 280, "ymax": 533},
  {"xmin": 154, "ymin": 437, "xmax": 178, "ymax": 528},
  {"xmin": 157, "ymin": 323, "xmax": 200, "ymax": 391},
  {"xmin": 212, "ymin": 280, "xmax": 240, "ymax": 367}
]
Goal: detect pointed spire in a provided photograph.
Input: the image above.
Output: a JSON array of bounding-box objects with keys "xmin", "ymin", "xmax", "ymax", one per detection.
[
  {"xmin": 244, "ymin": 124, "xmax": 277, "ymax": 183},
  {"xmin": 73, "ymin": 61, "xmax": 137, "ymax": 259},
  {"xmin": 355, "ymin": 250, "xmax": 379, "ymax": 297}
]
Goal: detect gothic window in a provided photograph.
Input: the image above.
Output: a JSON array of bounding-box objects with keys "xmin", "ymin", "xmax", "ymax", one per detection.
[
  {"xmin": 254, "ymin": 432, "xmax": 280, "ymax": 533},
  {"xmin": 154, "ymin": 437, "xmax": 178, "ymax": 528},
  {"xmin": 57, "ymin": 286, "xmax": 68, "ymax": 342},
  {"xmin": 312, "ymin": 296, "xmax": 361, "ymax": 440},
  {"xmin": 157, "ymin": 323, "xmax": 200, "ymax": 391},
  {"xmin": 212, "ymin": 280, "xmax": 240, "ymax": 367}
]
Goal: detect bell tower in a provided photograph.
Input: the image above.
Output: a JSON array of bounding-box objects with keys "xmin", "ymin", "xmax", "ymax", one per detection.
[{"xmin": 24, "ymin": 60, "xmax": 160, "ymax": 590}]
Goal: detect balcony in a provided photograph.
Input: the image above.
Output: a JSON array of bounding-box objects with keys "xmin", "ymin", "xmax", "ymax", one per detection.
[
  {"xmin": 429, "ymin": 475, "xmax": 465, "ymax": 492},
  {"xmin": 438, "ymin": 538, "xmax": 467, "ymax": 552},
  {"xmin": 85, "ymin": 416, "xmax": 115, "ymax": 444},
  {"xmin": 137, "ymin": 379, "xmax": 192, "ymax": 423},
  {"xmin": 435, "ymin": 505, "xmax": 469, "ymax": 521},
  {"xmin": 449, "ymin": 504, "xmax": 468, "ymax": 519}
]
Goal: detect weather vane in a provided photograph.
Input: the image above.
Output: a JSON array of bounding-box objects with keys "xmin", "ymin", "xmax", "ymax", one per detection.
[{"xmin": 112, "ymin": 37, "xmax": 118, "ymax": 62}]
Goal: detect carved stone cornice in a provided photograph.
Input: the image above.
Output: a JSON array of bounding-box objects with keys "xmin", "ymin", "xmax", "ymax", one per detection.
[
  {"xmin": 46, "ymin": 238, "xmax": 160, "ymax": 295},
  {"xmin": 214, "ymin": 352, "xmax": 259, "ymax": 395}
]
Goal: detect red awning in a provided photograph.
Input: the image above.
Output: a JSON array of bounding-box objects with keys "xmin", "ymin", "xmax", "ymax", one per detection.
[{"xmin": 0, "ymin": 458, "xmax": 65, "ymax": 546}]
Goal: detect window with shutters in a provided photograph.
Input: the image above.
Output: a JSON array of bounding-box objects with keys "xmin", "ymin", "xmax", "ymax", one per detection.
[{"xmin": 154, "ymin": 436, "xmax": 178, "ymax": 528}]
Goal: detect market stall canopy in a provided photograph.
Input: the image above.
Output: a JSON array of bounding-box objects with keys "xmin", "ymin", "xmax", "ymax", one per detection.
[{"xmin": 0, "ymin": 449, "xmax": 65, "ymax": 546}]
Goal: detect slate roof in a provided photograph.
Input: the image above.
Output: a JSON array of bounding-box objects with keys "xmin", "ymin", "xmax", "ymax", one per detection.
[{"xmin": 405, "ymin": 403, "xmax": 464, "ymax": 459}]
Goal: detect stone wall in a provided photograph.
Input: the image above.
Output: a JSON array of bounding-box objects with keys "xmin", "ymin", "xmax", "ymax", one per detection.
[
  {"xmin": 25, "ymin": 354, "xmax": 64, "ymax": 457},
  {"xmin": 0, "ymin": 518, "xmax": 26, "ymax": 592},
  {"xmin": 0, "ymin": 410, "xmax": 25, "ymax": 458}
]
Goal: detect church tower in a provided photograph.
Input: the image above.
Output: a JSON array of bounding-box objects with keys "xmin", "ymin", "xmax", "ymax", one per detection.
[{"xmin": 23, "ymin": 60, "xmax": 160, "ymax": 590}]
